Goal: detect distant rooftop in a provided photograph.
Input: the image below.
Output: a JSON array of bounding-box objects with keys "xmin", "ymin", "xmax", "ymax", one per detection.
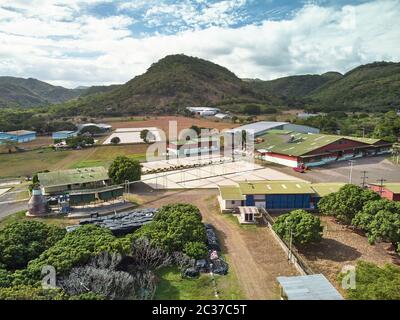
[
  {"xmin": 369, "ymin": 183, "xmax": 400, "ymax": 194},
  {"xmin": 229, "ymin": 121, "xmax": 288, "ymax": 135},
  {"xmin": 277, "ymin": 274, "xmax": 344, "ymax": 300},
  {"xmin": 5, "ymin": 130, "xmax": 36, "ymax": 136}
]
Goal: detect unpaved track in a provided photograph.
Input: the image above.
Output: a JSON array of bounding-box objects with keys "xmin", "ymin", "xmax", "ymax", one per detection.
[{"xmin": 137, "ymin": 189, "xmax": 297, "ymax": 300}]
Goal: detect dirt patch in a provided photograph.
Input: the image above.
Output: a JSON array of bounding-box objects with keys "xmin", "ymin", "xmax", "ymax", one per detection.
[
  {"xmin": 109, "ymin": 116, "xmax": 238, "ymax": 136},
  {"xmin": 135, "ymin": 189, "xmax": 297, "ymax": 300},
  {"xmin": 298, "ymin": 216, "xmax": 394, "ymax": 295}
]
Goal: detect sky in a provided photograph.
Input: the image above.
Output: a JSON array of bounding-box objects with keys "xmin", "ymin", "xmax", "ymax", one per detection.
[{"xmin": 0, "ymin": 0, "xmax": 399, "ymax": 88}]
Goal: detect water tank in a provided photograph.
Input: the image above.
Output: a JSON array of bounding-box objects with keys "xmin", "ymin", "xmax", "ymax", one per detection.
[{"xmin": 28, "ymin": 188, "xmax": 49, "ymax": 216}]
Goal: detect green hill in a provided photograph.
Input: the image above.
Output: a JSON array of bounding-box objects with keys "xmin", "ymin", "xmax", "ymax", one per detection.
[
  {"xmin": 0, "ymin": 77, "xmax": 83, "ymax": 108},
  {"xmin": 57, "ymin": 54, "xmax": 272, "ymax": 116},
  {"xmin": 309, "ymin": 62, "xmax": 400, "ymax": 112},
  {"xmin": 248, "ymin": 72, "xmax": 342, "ymax": 98}
]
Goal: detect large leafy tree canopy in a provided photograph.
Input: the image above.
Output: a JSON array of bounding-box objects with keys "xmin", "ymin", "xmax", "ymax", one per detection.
[
  {"xmin": 0, "ymin": 221, "xmax": 65, "ymax": 271},
  {"xmin": 135, "ymin": 203, "xmax": 207, "ymax": 257},
  {"xmin": 353, "ymin": 199, "xmax": 400, "ymax": 246},
  {"xmin": 273, "ymin": 209, "xmax": 323, "ymax": 246},
  {"xmin": 342, "ymin": 261, "xmax": 400, "ymax": 300},
  {"xmin": 318, "ymin": 184, "xmax": 380, "ymax": 224},
  {"xmin": 108, "ymin": 156, "xmax": 142, "ymax": 184}
]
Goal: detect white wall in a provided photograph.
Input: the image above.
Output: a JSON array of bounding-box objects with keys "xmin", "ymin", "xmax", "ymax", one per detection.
[{"xmin": 262, "ymin": 155, "xmax": 299, "ymax": 168}]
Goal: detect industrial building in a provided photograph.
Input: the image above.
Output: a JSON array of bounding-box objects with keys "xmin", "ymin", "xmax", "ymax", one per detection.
[
  {"xmin": 37, "ymin": 167, "xmax": 124, "ymax": 208},
  {"xmin": 186, "ymin": 107, "xmax": 220, "ymax": 116},
  {"xmin": 277, "ymin": 274, "xmax": 343, "ymax": 300},
  {"xmin": 168, "ymin": 136, "xmax": 219, "ymax": 157},
  {"xmin": 368, "ymin": 183, "xmax": 400, "ymax": 201},
  {"xmin": 218, "ymin": 181, "xmax": 346, "ymax": 212},
  {"xmin": 52, "ymin": 130, "xmax": 77, "ymax": 140},
  {"xmin": 255, "ymin": 130, "xmax": 392, "ymax": 168},
  {"xmin": 0, "ymin": 130, "xmax": 37, "ymax": 143},
  {"xmin": 228, "ymin": 121, "xmax": 320, "ymax": 137},
  {"xmin": 77, "ymin": 123, "xmax": 112, "ymax": 133},
  {"xmin": 38, "ymin": 167, "xmax": 112, "ymax": 195}
]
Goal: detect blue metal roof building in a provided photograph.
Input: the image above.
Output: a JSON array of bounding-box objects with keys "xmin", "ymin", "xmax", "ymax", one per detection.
[
  {"xmin": 52, "ymin": 130, "xmax": 77, "ymax": 140},
  {"xmin": 0, "ymin": 130, "xmax": 36, "ymax": 143},
  {"xmin": 277, "ymin": 274, "xmax": 344, "ymax": 300}
]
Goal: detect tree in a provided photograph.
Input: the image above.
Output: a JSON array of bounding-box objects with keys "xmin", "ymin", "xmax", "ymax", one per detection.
[
  {"xmin": 341, "ymin": 261, "xmax": 400, "ymax": 300},
  {"xmin": 24, "ymin": 225, "xmax": 130, "ymax": 281},
  {"xmin": 4, "ymin": 139, "xmax": 17, "ymax": 154},
  {"xmin": 110, "ymin": 136, "xmax": 120, "ymax": 145},
  {"xmin": 0, "ymin": 221, "xmax": 65, "ymax": 270},
  {"xmin": 318, "ymin": 184, "xmax": 380, "ymax": 224},
  {"xmin": 243, "ymin": 104, "xmax": 261, "ymax": 115},
  {"xmin": 108, "ymin": 156, "xmax": 142, "ymax": 184},
  {"xmin": 134, "ymin": 203, "xmax": 207, "ymax": 256},
  {"xmin": 65, "ymin": 136, "xmax": 94, "ymax": 148},
  {"xmin": 140, "ymin": 129, "xmax": 149, "ymax": 143},
  {"xmin": 183, "ymin": 241, "xmax": 208, "ymax": 259},
  {"xmin": 352, "ymin": 199, "xmax": 400, "ymax": 246},
  {"xmin": 273, "ymin": 210, "xmax": 323, "ymax": 246}
]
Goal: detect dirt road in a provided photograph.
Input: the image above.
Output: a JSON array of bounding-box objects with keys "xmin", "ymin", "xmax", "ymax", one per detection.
[{"xmin": 136, "ymin": 188, "xmax": 297, "ymax": 300}]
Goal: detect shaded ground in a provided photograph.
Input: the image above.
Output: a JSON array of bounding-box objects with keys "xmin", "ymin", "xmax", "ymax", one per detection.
[
  {"xmin": 275, "ymin": 156, "xmax": 400, "ymax": 184},
  {"xmin": 136, "ymin": 189, "xmax": 297, "ymax": 300},
  {"xmin": 298, "ymin": 216, "xmax": 394, "ymax": 295}
]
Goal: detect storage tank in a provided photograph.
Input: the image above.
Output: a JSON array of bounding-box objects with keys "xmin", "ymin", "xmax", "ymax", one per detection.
[{"xmin": 27, "ymin": 188, "xmax": 49, "ymax": 216}]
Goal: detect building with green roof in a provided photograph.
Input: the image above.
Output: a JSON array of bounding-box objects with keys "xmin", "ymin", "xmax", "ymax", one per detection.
[
  {"xmin": 38, "ymin": 167, "xmax": 111, "ymax": 195},
  {"xmin": 368, "ymin": 183, "xmax": 400, "ymax": 202},
  {"xmin": 255, "ymin": 130, "xmax": 392, "ymax": 168},
  {"xmin": 168, "ymin": 136, "xmax": 220, "ymax": 157}
]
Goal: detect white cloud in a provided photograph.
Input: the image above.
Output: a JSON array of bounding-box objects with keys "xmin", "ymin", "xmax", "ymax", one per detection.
[{"xmin": 0, "ymin": 0, "xmax": 399, "ymax": 87}]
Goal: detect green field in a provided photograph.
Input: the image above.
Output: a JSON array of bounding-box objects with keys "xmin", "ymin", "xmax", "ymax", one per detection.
[
  {"xmin": 0, "ymin": 145, "xmax": 147, "ymax": 178},
  {"xmin": 154, "ymin": 266, "xmax": 244, "ymax": 300}
]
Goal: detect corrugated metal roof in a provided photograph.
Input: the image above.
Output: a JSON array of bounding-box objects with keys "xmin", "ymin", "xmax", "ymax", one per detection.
[
  {"xmin": 277, "ymin": 274, "xmax": 344, "ymax": 300},
  {"xmin": 38, "ymin": 167, "xmax": 109, "ymax": 188},
  {"xmin": 238, "ymin": 180, "xmax": 314, "ymax": 195},
  {"xmin": 230, "ymin": 121, "xmax": 288, "ymax": 135},
  {"xmin": 219, "ymin": 185, "xmax": 245, "ymax": 200},
  {"xmin": 5, "ymin": 130, "xmax": 36, "ymax": 136},
  {"xmin": 311, "ymin": 183, "xmax": 346, "ymax": 197},
  {"xmin": 256, "ymin": 131, "xmax": 388, "ymax": 157}
]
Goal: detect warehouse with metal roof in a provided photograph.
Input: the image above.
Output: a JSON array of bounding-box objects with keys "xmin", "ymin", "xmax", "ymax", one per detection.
[
  {"xmin": 277, "ymin": 274, "xmax": 344, "ymax": 300},
  {"xmin": 217, "ymin": 181, "xmax": 347, "ymax": 212},
  {"xmin": 228, "ymin": 121, "xmax": 320, "ymax": 137},
  {"xmin": 255, "ymin": 130, "xmax": 392, "ymax": 168}
]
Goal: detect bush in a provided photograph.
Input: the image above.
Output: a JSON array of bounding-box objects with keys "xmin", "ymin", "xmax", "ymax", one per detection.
[
  {"xmin": 352, "ymin": 199, "xmax": 400, "ymax": 246},
  {"xmin": 0, "ymin": 221, "xmax": 66, "ymax": 270},
  {"xmin": 135, "ymin": 204, "xmax": 207, "ymax": 253},
  {"xmin": 273, "ymin": 210, "xmax": 323, "ymax": 246},
  {"xmin": 0, "ymin": 285, "xmax": 66, "ymax": 300},
  {"xmin": 25, "ymin": 225, "xmax": 130, "ymax": 280},
  {"xmin": 318, "ymin": 184, "xmax": 380, "ymax": 224},
  {"xmin": 183, "ymin": 241, "xmax": 208, "ymax": 259},
  {"xmin": 110, "ymin": 136, "xmax": 120, "ymax": 144},
  {"xmin": 108, "ymin": 156, "xmax": 142, "ymax": 184},
  {"xmin": 341, "ymin": 261, "xmax": 400, "ymax": 300}
]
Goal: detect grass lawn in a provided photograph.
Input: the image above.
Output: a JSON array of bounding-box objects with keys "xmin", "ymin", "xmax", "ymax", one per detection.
[
  {"xmin": 0, "ymin": 211, "xmax": 78, "ymax": 230},
  {"xmin": 70, "ymin": 145, "xmax": 146, "ymax": 169},
  {"xmin": 0, "ymin": 145, "xmax": 148, "ymax": 178},
  {"xmin": 154, "ymin": 266, "xmax": 244, "ymax": 300}
]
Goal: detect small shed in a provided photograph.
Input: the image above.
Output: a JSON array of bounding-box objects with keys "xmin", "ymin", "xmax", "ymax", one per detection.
[
  {"xmin": 277, "ymin": 274, "xmax": 344, "ymax": 300},
  {"xmin": 368, "ymin": 183, "xmax": 400, "ymax": 201},
  {"xmin": 238, "ymin": 206, "xmax": 258, "ymax": 224}
]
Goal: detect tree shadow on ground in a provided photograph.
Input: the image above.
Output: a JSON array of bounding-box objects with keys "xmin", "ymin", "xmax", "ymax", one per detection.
[{"xmin": 300, "ymin": 238, "xmax": 361, "ymax": 263}]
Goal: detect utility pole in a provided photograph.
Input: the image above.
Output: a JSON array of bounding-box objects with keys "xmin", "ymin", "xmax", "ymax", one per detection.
[
  {"xmin": 361, "ymin": 171, "xmax": 368, "ymax": 188},
  {"xmin": 349, "ymin": 160, "xmax": 356, "ymax": 184},
  {"xmin": 377, "ymin": 178, "xmax": 387, "ymax": 196}
]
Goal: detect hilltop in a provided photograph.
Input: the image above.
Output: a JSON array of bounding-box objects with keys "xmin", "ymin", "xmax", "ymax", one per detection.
[{"xmin": 0, "ymin": 77, "xmax": 83, "ymax": 108}]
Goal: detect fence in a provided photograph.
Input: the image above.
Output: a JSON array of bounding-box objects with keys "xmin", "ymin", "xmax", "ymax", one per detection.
[{"xmin": 260, "ymin": 208, "xmax": 314, "ymax": 275}]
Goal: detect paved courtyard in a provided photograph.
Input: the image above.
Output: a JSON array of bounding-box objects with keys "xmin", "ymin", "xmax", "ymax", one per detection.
[
  {"xmin": 103, "ymin": 127, "xmax": 163, "ymax": 144},
  {"xmin": 142, "ymin": 159, "xmax": 304, "ymax": 189},
  {"xmin": 277, "ymin": 156, "xmax": 400, "ymax": 185}
]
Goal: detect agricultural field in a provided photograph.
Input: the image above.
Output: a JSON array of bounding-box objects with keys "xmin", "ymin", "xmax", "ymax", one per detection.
[{"xmin": 0, "ymin": 144, "xmax": 148, "ymax": 178}]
